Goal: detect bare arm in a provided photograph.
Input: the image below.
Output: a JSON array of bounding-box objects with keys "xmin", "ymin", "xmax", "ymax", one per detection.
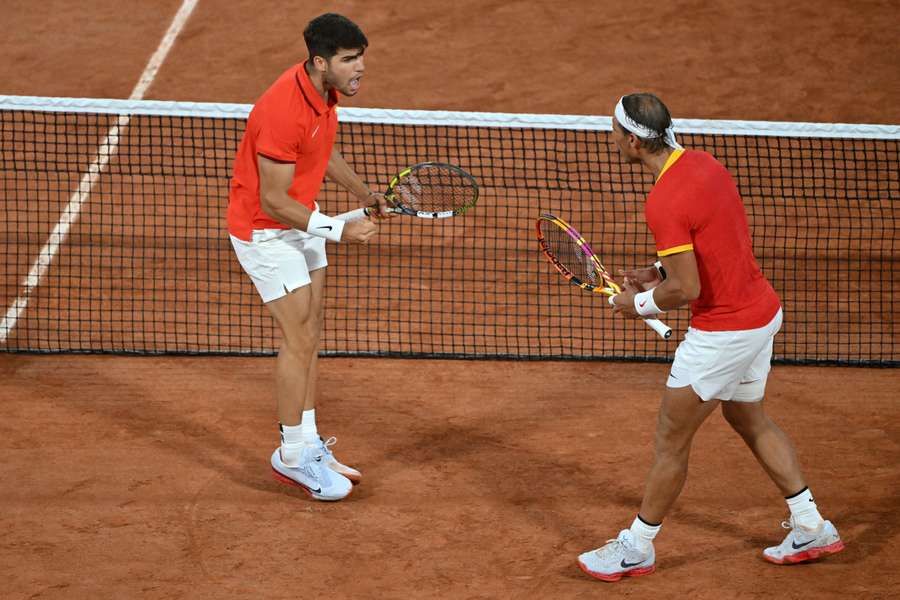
[
  {"xmin": 326, "ymin": 147, "xmax": 393, "ymax": 217},
  {"xmin": 326, "ymin": 147, "xmax": 372, "ymax": 201},
  {"xmin": 612, "ymin": 251, "xmax": 700, "ymax": 318},
  {"xmin": 258, "ymin": 154, "xmax": 313, "ymax": 229},
  {"xmin": 257, "ymin": 154, "xmax": 377, "ymax": 242},
  {"xmin": 651, "ymin": 252, "xmax": 701, "ymax": 308}
]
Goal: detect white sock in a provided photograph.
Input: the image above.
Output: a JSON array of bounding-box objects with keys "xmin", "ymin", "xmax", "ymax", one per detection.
[
  {"xmin": 279, "ymin": 423, "xmax": 305, "ymax": 466},
  {"xmin": 629, "ymin": 515, "xmax": 661, "ymax": 553},
  {"xmin": 786, "ymin": 487, "xmax": 824, "ymax": 530},
  {"xmin": 300, "ymin": 409, "xmax": 319, "ymax": 445}
]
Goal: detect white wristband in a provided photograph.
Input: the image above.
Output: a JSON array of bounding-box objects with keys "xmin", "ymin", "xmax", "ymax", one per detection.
[
  {"xmin": 634, "ymin": 289, "xmax": 662, "ymax": 316},
  {"xmin": 306, "ymin": 210, "xmax": 345, "ymax": 242}
]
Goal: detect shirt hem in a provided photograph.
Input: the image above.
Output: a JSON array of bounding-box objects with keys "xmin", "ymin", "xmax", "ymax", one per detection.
[{"xmin": 689, "ymin": 300, "xmax": 782, "ymax": 332}]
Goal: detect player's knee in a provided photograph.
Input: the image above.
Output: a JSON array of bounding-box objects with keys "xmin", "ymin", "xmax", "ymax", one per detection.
[
  {"xmin": 280, "ymin": 324, "xmax": 318, "ymax": 354},
  {"xmin": 723, "ymin": 406, "xmax": 768, "ymax": 437},
  {"xmin": 274, "ymin": 303, "xmax": 320, "ymax": 337},
  {"xmin": 653, "ymin": 422, "xmax": 693, "ymax": 457}
]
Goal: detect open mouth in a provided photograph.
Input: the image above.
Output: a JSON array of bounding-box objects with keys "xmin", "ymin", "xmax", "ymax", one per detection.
[{"xmin": 347, "ymin": 76, "xmax": 362, "ymax": 93}]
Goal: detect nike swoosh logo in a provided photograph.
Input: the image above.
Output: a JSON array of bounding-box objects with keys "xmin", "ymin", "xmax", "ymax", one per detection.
[
  {"xmin": 620, "ymin": 559, "xmax": 645, "ymax": 569},
  {"xmin": 638, "ymin": 300, "xmax": 647, "ymax": 308},
  {"xmin": 316, "ymin": 226, "xmax": 333, "ymax": 231},
  {"xmin": 791, "ymin": 539, "xmax": 816, "ymax": 550},
  {"xmin": 311, "ymin": 125, "xmax": 320, "ymax": 138},
  {"xmin": 277, "ymin": 466, "xmax": 322, "ymax": 494}
]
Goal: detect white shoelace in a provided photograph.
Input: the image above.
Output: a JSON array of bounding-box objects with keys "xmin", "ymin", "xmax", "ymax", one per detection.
[
  {"xmin": 317, "ymin": 437, "xmax": 343, "ymax": 467},
  {"xmin": 298, "ymin": 446, "xmax": 326, "ymax": 480},
  {"xmin": 595, "ymin": 540, "xmax": 623, "ymax": 558},
  {"xmin": 319, "ymin": 436, "xmax": 338, "ymax": 458},
  {"xmin": 780, "ymin": 516, "xmax": 824, "ymax": 543},
  {"xmin": 781, "ymin": 516, "xmax": 821, "ymax": 532},
  {"xmin": 595, "ymin": 531, "xmax": 634, "ymax": 558}
]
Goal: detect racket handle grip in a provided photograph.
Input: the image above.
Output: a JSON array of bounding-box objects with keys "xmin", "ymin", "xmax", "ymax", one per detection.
[
  {"xmin": 335, "ymin": 204, "xmax": 401, "ymax": 221},
  {"xmin": 609, "ymin": 295, "xmax": 673, "ymax": 339},
  {"xmin": 646, "ymin": 318, "xmax": 673, "ymax": 339},
  {"xmin": 334, "ymin": 207, "xmax": 371, "ymax": 222}
]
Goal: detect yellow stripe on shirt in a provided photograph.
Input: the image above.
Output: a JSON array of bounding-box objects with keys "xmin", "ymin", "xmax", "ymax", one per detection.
[
  {"xmin": 658, "ymin": 243, "xmax": 694, "ymax": 257},
  {"xmin": 656, "ymin": 148, "xmax": 685, "ymax": 183},
  {"xmin": 653, "ymin": 150, "xmax": 690, "ymax": 256}
]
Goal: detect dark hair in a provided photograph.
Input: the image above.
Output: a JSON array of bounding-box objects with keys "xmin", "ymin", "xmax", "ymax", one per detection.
[
  {"xmin": 621, "ymin": 93, "xmax": 672, "ymax": 154},
  {"xmin": 304, "ymin": 13, "xmax": 368, "ymax": 61}
]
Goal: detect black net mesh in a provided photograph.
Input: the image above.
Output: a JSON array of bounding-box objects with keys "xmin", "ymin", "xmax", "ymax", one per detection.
[{"xmin": 1, "ymin": 101, "xmax": 897, "ymax": 365}]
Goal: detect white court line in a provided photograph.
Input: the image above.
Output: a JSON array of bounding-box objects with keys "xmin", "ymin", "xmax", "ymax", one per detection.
[{"xmin": 0, "ymin": 0, "xmax": 199, "ymax": 343}]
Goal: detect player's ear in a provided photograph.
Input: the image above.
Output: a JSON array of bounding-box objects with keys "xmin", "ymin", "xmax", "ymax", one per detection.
[
  {"xmin": 628, "ymin": 133, "xmax": 641, "ymax": 151},
  {"xmin": 312, "ymin": 55, "xmax": 328, "ymax": 72}
]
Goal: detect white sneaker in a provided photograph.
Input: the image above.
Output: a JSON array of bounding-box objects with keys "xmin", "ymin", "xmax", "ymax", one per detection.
[
  {"xmin": 270, "ymin": 444, "xmax": 352, "ymax": 501},
  {"xmin": 763, "ymin": 517, "xmax": 844, "ymax": 564},
  {"xmin": 317, "ymin": 436, "xmax": 361, "ymax": 484},
  {"xmin": 577, "ymin": 529, "xmax": 655, "ymax": 582}
]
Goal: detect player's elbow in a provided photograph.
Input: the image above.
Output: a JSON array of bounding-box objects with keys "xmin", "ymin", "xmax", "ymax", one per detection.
[{"xmin": 681, "ymin": 282, "xmax": 701, "ymax": 302}]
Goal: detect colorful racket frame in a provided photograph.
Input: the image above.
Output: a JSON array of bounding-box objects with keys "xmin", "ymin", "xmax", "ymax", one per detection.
[
  {"xmin": 537, "ymin": 213, "xmax": 673, "ymax": 339},
  {"xmin": 537, "ymin": 213, "xmax": 618, "ymax": 294}
]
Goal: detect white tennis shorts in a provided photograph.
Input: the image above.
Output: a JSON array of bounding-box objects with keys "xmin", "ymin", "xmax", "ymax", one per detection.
[
  {"xmin": 667, "ymin": 309, "xmax": 783, "ymax": 402},
  {"xmin": 230, "ymin": 228, "xmax": 327, "ymax": 303}
]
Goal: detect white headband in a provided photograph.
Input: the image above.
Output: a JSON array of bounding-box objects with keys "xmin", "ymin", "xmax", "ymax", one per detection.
[{"xmin": 614, "ymin": 97, "xmax": 683, "ymax": 150}]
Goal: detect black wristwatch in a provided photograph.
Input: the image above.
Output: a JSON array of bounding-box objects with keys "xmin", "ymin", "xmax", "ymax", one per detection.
[{"xmin": 654, "ymin": 260, "xmax": 667, "ymax": 280}]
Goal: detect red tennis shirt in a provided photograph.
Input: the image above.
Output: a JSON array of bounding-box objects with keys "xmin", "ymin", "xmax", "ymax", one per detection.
[
  {"xmin": 227, "ymin": 62, "xmax": 338, "ymax": 241},
  {"xmin": 646, "ymin": 150, "xmax": 781, "ymax": 331}
]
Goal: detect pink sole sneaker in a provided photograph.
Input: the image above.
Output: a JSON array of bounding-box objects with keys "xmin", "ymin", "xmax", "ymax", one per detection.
[
  {"xmin": 764, "ymin": 540, "xmax": 845, "ymax": 565},
  {"xmin": 577, "ymin": 560, "xmax": 656, "ymax": 582},
  {"xmin": 271, "ymin": 468, "xmax": 354, "ymax": 501}
]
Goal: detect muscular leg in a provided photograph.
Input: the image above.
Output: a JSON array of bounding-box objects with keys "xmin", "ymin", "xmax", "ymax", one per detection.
[
  {"xmin": 724, "ymin": 399, "xmax": 843, "ymax": 563},
  {"xmin": 302, "ymin": 268, "xmax": 326, "ymax": 412},
  {"xmin": 578, "ymin": 387, "xmax": 720, "ymax": 580},
  {"xmin": 639, "ymin": 386, "xmax": 721, "ymax": 524},
  {"xmin": 265, "ymin": 270, "xmax": 325, "ymax": 426},
  {"xmin": 721, "ymin": 399, "xmax": 806, "ymax": 495},
  {"xmin": 265, "ymin": 269, "xmax": 353, "ymax": 499}
]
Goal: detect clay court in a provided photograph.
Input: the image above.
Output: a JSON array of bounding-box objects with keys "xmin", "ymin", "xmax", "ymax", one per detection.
[{"xmin": 2, "ymin": 1, "xmax": 899, "ymax": 599}]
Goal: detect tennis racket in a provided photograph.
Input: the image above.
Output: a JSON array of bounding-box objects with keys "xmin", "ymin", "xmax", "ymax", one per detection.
[
  {"xmin": 536, "ymin": 213, "xmax": 673, "ymax": 339},
  {"xmin": 336, "ymin": 162, "xmax": 478, "ymax": 221}
]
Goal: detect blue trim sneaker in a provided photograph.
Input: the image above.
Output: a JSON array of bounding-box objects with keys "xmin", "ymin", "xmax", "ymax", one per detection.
[
  {"xmin": 763, "ymin": 517, "xmax": 844, "ymax": 565},
  {"xmin": 318, "ymin": 436, "xmax": 361, "ymax": 484},
  {"xmin": 577, "ymin": 529, "xmax": 655, "ymax": 582},
  {"xmin": 270, "ymin": 444, "xmax": 352, "ymax": 501}
]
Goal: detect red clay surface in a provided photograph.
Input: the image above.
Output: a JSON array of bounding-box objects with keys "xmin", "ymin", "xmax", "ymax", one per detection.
[
  {"xmin": 2, "ymin": 356, "xmax": 898, "ymax": 599},
  {"xmin": 2, "ymin": 1, "xmax": 899, "ymax": 599},
  {"xmin": 3, "ymin": 1, "xmax": 900, "ymax": 123}
]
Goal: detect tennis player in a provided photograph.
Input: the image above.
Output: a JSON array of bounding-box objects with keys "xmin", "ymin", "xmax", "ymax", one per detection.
[
  {"xmin": 227, "ymin": 14, "xmax": 389, "ymax": 501},
  {"xmin": 577, "ymin": 93, "xmax": 844, "ymax": 580}
]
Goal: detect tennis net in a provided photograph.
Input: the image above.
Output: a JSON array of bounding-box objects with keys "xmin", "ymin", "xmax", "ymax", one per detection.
[{"xmin": 1, "ymin": 95, "xmax": 897, "ymax": 365}]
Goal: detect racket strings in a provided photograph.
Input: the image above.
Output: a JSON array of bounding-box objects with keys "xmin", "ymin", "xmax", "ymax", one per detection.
[
  {"xmin": 540, "ymin": 222, "xmax": 599, "ymax": 285},
  {"xmin": 393, "ymin": 166, "xmax": 477, "ymax": 212}
]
